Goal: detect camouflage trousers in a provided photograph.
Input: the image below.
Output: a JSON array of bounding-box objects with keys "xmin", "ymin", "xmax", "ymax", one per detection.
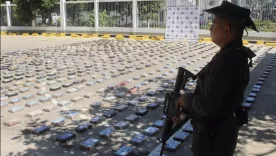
[{"xmin": 191, "ymin": 116, "xmax": 239, "ymax": 156}]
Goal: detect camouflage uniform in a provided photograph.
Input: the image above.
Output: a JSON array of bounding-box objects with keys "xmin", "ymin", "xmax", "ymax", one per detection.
[{"xmin": 184, "ymin": 39, "xmax": 255, "ymax": 156}]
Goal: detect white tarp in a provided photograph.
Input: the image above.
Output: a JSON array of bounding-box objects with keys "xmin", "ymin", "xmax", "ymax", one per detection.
[{"xmin": 165, "ymin": 6, "xmax": 200, "ymax": 42}]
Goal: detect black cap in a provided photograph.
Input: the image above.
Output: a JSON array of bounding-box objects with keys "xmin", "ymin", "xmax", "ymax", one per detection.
[{"xmin": 203, "ymin": 1, "xmax": 259, "ymax": 32}]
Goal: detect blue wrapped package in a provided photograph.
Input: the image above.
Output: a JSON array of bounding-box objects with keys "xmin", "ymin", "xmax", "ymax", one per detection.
[
  {"xmin": 124, "ymin": 114, "xmax": 139, "ymax": 123},
  {"xmin": 130, "ymin": 134, "xmax": 147, "ymax": 145},
  {"xmin": 57, "ymin": 100, "xmax": 71, "ymax": 107},
  {"xmin": 80, "ymin": 138, "xmax": 100, "ymax": 150},
  {"xmin": 114, "ymin": 121, "xmax": 130, "ymax": 130},
  {"xmin": 5, "ymin": 92, "xmax": 18, "ymax": 97},
  {"xmin": 135, "ymin": 107, "xmax": 148, "ymax": 116},
  {"xmin": 51, "ymin": 117, "xmax": 66, "ymax": 126},
  {"xmin": 182, "ymin": 121, "xmax": 194, "ymax": 133},
  {"xmin": 65, "ymin": 111, "xmax": 79, "ymax": 120},
  {"xmin": 39, "ymin": 96, "xmax": 52, "ymax": 103},
  {"xmin": 138, "ymin": 96, "xmax": 148, "ymax": 102},
  {"xmin": 143, "ymin": 126, "xmax": 159, "ymax": 137},
  {"xmin": 147, "ymin": 90, "xmax": 157, "ymax": 96},
  {"xmin": 23, "ymin": 94, "xmax": 36, "ymax": 100},
  {"xmin": 173, "ymin": 131, "xmax": 190, "ymax": 142},
  {"xmin": 127, "ymin": 100, "xmax": 140, "ymax": 106},
  {"xmin": 245, "ymin": 97, "xmax": 255, "ymax": 103},
  {"xmin": 90, "ymin": 116, "xmax": 105, "ymax": 124},
  {"xmin": 32, "ymin": 125, "xmax": 50, "ymax": 135},
  {"xmin": 146, "ymin": 103, "xmax": 159, "ymax": 109},
  {"xmin": 9, "ymin": 106, "xmax": 24, "ymax": 113},
  {"xmin": 242, "ymin": 102, "xmax": 252, "ymax": 109},
  {"xmin": 9, "ymin": 97, "xmax": 22, "ymax": 104},
  {"xmin": 164, "ymin": 140, "xmax": 181, "ymax": 152},
  {"xmin": 103, "ymin": 110, "xmax": 117, "ymax": 118},
  {"xmin": 56, "ymin": 132, "xmax": 76, "ymax": 143},
  {"xmin": 161, "ymin": 114, "xmax": 166, "ymax": 120},
  {"xmin": 152, "ymin": 120, "xmax": 164, "ymax": 128},
  {"xmin": 75, "ymin": 123, "xmax": 92, "ymax": 133},
  {"xmin": 25, "ymin": 100, "xmax": 40, "ymax": 107},
  {"xmin": 114, "ymin": 145, "xmax": 134, "ymax": 156},
  {"xmin": 155, "ymin": 98, "xmax": 165, "ymax": 104},
  {"xmin": 98, "ymin": 127, "xmax": 115, "ymax": 139},
  {"xmin": 248, "ymin": 92, "xmax": 257, "ymax": 98}
]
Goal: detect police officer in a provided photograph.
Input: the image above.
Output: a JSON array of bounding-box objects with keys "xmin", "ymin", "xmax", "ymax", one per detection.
[{"xmin": 177, "ymin": 2, "xmax": 258, "ymax": 156}]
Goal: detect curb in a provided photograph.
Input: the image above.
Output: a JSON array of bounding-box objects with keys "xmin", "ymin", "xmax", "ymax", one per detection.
[{"xmin": 1, "ymin": 32, "xmax": 275, "ymax": 46}]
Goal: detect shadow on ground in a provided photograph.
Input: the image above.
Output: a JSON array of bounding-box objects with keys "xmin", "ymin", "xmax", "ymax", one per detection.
[
  {"xmin": 235, "ymin": 51, "xmax": 276, "ymax": 156},
  {"xmin": 5, "ymin": 76, "xmax": 182, "ymax": 156}
]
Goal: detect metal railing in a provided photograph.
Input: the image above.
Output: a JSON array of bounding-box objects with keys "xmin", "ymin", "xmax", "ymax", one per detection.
[{"xmin": 1, "ymin": 0, "xmax": 275, "ymax": 35}]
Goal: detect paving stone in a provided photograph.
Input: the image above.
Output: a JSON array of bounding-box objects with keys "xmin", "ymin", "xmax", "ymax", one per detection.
[{"xmin": 115, "ymin": 104, "xmax": 128, "ymax": 112}]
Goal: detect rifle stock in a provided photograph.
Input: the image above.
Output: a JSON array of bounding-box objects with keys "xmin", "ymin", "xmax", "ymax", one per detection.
[{"xmin": 159, "ymin": 67, "xmax": 195, "ymax": 156}]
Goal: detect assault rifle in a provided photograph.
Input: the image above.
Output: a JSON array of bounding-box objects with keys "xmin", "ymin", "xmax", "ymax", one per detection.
[{"xmin": 158, "ymin": 67, "xmax": 195, "ymax": 156}]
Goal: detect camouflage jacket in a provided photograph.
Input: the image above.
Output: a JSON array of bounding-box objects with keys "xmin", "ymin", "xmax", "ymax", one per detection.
[{"xmin": 186, "ymin": 39, "xmax": 256, "ymax": 119}]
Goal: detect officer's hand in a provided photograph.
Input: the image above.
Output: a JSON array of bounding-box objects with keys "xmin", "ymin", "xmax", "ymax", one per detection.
[
  {"xmin": 172, "ymin": 116, "xmax": 181, "ymax": 125},
  {"xmin": 177, "ymin": 94, "xmax": 185, "ymax": 109},
  {"xmin": 177, "ymin": 91, "xmax": 194, "ymax": 113}
]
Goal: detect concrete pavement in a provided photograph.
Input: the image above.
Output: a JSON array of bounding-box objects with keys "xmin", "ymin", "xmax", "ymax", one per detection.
[{"xmin": 1, "ymin": 36, "xmax": 275, "ymax": 156}]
